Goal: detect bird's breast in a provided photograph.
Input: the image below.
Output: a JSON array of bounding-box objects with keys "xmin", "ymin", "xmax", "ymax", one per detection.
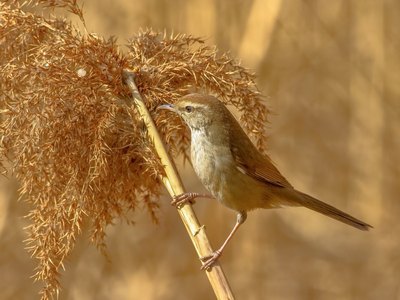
[
  {"xmin": 191, "ymin": 129, "xmax": 230, "ymax": 193},
  {"xmin": 190, "ymin": 129, "xmax": 266, "ymax": 212}
]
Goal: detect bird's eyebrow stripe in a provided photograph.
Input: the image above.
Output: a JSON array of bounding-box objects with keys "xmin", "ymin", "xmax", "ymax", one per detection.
[{"xmin": 181, "ymin": 103, "xmax": 207, "ymax": 109}]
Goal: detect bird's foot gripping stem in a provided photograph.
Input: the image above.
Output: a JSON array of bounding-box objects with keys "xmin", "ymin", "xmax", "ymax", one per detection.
[
  {"xmin": 200, "ymin": 249, "xmax": 222, "ymax": 271},
  {"xmin": 171, "ymin": 192, "xmax": 212, "ymax": 207}
]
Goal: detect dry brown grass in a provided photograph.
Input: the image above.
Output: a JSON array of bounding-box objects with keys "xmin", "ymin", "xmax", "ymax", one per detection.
[{"xmin": 0, "ymin": 1, "xmax": 267, "ymax": 298}]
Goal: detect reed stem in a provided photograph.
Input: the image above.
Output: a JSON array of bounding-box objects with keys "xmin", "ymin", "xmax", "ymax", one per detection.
[{"xmin": 123, "ymin": 69, "xmax": 235, "ymax": 300}]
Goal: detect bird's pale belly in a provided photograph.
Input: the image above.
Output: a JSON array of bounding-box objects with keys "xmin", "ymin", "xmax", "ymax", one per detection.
[{"xmin": 191, "ymin": 134, "xmax": 268, "ymax": 212}]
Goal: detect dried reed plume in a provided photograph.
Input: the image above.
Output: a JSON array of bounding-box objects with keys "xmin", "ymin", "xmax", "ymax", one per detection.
[{"xmin": 0, "ymin": 1, "xmax": 268, "ymax": 299}]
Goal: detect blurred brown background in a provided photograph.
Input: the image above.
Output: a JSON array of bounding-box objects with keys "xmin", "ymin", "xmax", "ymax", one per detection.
[{"xmin": 1, "ymin": 0, "xmax": 399, "ymax": 299}]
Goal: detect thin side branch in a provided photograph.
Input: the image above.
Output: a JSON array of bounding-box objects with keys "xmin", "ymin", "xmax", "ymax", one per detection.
[{"xmin": 123, "ymin": 69, "xmax": 235, "ymax": 300}]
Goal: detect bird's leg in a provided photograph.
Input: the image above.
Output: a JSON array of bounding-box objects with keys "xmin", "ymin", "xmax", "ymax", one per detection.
[
  {"xmin": 171, "ymin": 192, "xmax": 213, "ymax": 207},
  {"xmin": 200, "ymin": 211, "xmax": 247, "ymax": 271}
]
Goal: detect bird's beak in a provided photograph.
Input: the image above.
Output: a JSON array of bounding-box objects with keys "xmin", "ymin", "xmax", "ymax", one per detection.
[{"xmin": 157, "ymin": 103, "xmax": 176, "ymax": 112}]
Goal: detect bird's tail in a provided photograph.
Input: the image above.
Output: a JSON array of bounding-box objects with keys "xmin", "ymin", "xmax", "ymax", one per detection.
[{"xmin": 294, "ymin": 190, "xmax": 372, "ymax": 231}]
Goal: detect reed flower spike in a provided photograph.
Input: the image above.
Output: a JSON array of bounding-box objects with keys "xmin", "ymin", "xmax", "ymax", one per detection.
[{"xmin": 0, "ymin": 1, "xmax": 268, "ymax": 299}]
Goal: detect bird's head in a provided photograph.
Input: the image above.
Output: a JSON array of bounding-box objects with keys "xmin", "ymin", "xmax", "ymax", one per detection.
[{"xmin": 158, "ymin": 93, "xmax": 227, "ymax": 130}]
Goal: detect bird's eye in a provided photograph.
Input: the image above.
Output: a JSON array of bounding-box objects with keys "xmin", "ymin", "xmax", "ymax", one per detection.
[{"xmin": 185, "ymin": 105, "xmax": 194, "ymax": 113}]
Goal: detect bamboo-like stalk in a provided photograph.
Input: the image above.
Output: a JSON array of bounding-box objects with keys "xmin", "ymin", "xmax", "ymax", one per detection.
[{"xmin": 123, "ymin": 69, "xmax": 235, "ymax": 300}]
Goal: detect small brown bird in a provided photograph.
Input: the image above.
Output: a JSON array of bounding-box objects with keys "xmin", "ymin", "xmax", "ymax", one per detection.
[{"xmin": 159, "ymin": 93, "xmax": 372, "ymax": 270}]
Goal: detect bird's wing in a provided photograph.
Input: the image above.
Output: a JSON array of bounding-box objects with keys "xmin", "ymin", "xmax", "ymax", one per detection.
[{"xmin": 230, "ymin": 126, "xmax": 293, "ymax": 188}]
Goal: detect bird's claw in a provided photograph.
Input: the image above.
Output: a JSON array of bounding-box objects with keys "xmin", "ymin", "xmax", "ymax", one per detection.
[
  {"xmin": 171, "ymin": 192, "xmax": 197, "ymax": 207},
  {"xmin": 171, "ymin": 192, "xmax": 213, "ymax": 208},
  {"xmin": 200, "ymin": 250, "xmax": 222, "ymax": 271}
]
